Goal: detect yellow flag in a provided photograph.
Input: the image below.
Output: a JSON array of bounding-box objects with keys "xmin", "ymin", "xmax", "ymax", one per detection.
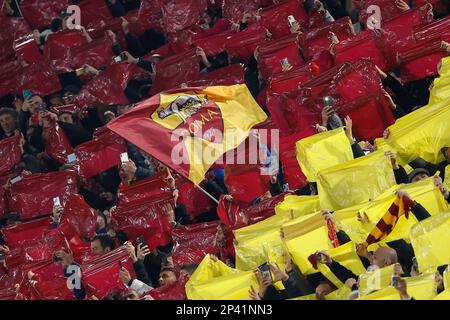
[
  {"xmin": 317, "ymin": 150, "xmax": 396, "ymax": 210},
  {"xmin": 108, "ymin": 84, "xmax": 268, "ymax": 185},
  {"xmin": 410, "ymin": 211, "xmax": 450, "ymax": 271},
  {"xmin": 296, "ymin": 128, "xmax": 354, "ymax": 182}
]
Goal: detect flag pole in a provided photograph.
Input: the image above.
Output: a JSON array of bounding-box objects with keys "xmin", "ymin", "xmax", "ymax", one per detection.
[{"xmin": 196, "ymin": 184, "xmax": 220, "ymax": 204}]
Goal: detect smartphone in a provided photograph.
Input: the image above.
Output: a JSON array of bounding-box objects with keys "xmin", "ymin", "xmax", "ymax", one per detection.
[
  {"xmin": 53, "ymin": 197, "xmax": 61, "ymax": 206},
  {"xmin": 37, "ymin": 103, "xmax": 47, "ymax": 112},
  {"xmin": 23, "ymin": 89, "xmax": 31, "ymax": 100},
  {"xmin": 280, "ymin": 57, "xmax": 290, "ymax": 68},
  {"xmin": 75, "ymin": 68, "xmax": 85, "ymax": 77},
  {"xmin": 315, "ymin": 252, "xmax": 326, "ymax": 264},
  {"xmin": 113, "ymin": 54, "xmax": 125, "ymax": 63},
  {"xmin": 287, "ymin": 15, "xmax": 297, "ymax": 27},
  {"xmin": 0, "ymin": 253, "xmax": 4, "ymax": 261},
  {"xmin": 323, "ymin": 96, "xmax": 334, "ymax": 107},
  {"xmin": 259, "ymin": 263, "xmax": 271, "ymax": 280},
  {"xmin": 67, "ymin": 153, "xmax": 77, "ymax": 164},
  {"xmin": 136, "ymin": 235, "xmax": 145, "ymax": 246},
  {"xmin": 391, "ymin": 276, "xmax": 399, "ymax": 287},
  {"xmin": 120, "ymin": 152, "xmax": 129, "ymax": 163},
  {"xmin": 10, "ymin": 176, "xmax": 23, "ymax": 184}
]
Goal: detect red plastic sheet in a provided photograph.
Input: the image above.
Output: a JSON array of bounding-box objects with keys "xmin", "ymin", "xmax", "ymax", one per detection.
[
  {"xmin": 0, "ymin": 17, "xmax": 31, "ymax": 63},
  {"xmin": 69, "ymin": 38, "xmax": 115, "ymax": 70},
  {"xmin": 23, "ymin": 260, "xmax": 75, "ymax": 300},
  {"xmin": 178, "ymin": 181, "xmax": 213, "ymax": 219},
  {"xmin": 148, "ymin": 277, "xmax": 188, "ymax": 300},
  {"xmin": 222, "ymin": 0, "xmax": 260, "ymax": 23},
  {"xmin": 7, "ymin": 171, "xmax": 79, "ymax": 220},
  {"xmin": 81, "ymin": 245, "xmax": 136, "ymax": 299},
  {"xmin": 58, "ymin": 195, "xmax": 97, "ymax": 241},
  {"xmin": 78, "ymin": 0, "xmax": 114, "ymax": 28},
  {"xmin": 45, "ymin": 121, "xmax": 74, "ymax": 164},
  {"xmin": 356, "ymin": 0, "xmax": 406, "ymax": 26},
  {"xmin": 334, "ymin": 30, "xmax": 393, "ymax": 71},
  {"xmin": 128, "ymin": 0, "xmax": 164, "ymax": 36},
  {"xmin": 1, "ymin": 218, "xmax": 52, "ymax": 250},
  {"xmin": 73, "ymin": 63, "xmax": 141, "ymax": 109},
  {"xmin": 299, "ymin": 17, "xmax": 354, "ymax": 61},
  {"xmin": 162, "ymin": 0, "xmax": 207, "ymax": 33},
  {"xmin": 44, "ymin": 30, "xmax": 88, "ymax": 66},
  {"xmin": 0, "ymin": 187, "xmax": 8, "ymax": 220},
  {"xmin": 224, "ymin": 164, "xmax": 270, "ymax": 203},
  {"xmin": 194, "ymin": 30, "xmax": 235, "ymax": 56},
  {"xmin": 75, "ymin": 129, "xmax": 126, "ymax": 179},
  {"xmin": 279, "ymin": 128, "xmax": 316, "ymax": 189},
  {"xmin": 414, "ymin": 16, "xmax": 450, "ymax": 42},
  {"xmin": 117, "ymin": 171, "xmax": 170, "ymax": 206},
  {"xmin": 216, "ymin": 194, "xmax": 249, "ymax": 229},
  {"xmin": 399, "ymin": 41, "xmax": 446, "ymax": 83},
  {"xmin": 192, "ymin": 18, "xmax": 231, "ymax": 40},
  {"xmin": 338, "ymin": 91, "xmax": 395, "ymax": 142},
  {"xmin": 20, "ymin": 0, "xmax": 69, "ymax": 29},
  {"xmin": 184, "ymin": 63, "xmax": 245, "ymax": 87},
  {"xmin": 382, "ymin": 5, "xmax": 434, "ymax": 56},
  {"xmin": 0, "ymin": 135, "xmax": 22, "ymax": 176},
  {"xmin": 17, "ymin": 62, "xmax": 63, "ymax": 97},
  {"xmin": 258, "ymin": 35, "xmax": 305, "ymax": 79},
  {"xmin": 5, "ymin": 230, "xmax": 66, "ymax": 267},
  {"xmin": 225, "ymin": 24, "xmax": 268, "ymax": 63},
  {"xmin": 259, "ymin": 0, "xmax": 309, "ymax": 38},
  {"xmin": 171, "ymin": 221, "xmax": 219, "ymax": 269},
  {"xmin": 244, "ymin": 192, "xmax": 289, "ymax": 225},
  {"xmin": 267, "ymin": 63, "xmax": 316, "ymax": 95},
  {"xmin": 112, "ymin": 192, "xmax": 174, "ymax": 251},
  {"xmin": 0, "ymin": 61, "xmax": 23, "ymax": 97},
  {"xmin": 150, "ymin": 49, "xmax": 200, "ymax": 95},
  {"xmin": 13, "ymin": 34, "xmax": 43, "ymax": 65}
]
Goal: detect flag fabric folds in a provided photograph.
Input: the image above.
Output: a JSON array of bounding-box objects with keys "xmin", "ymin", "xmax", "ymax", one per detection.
[{"xmin": 108, "ymin": 84, "xmax": 267, "ymax": 185}]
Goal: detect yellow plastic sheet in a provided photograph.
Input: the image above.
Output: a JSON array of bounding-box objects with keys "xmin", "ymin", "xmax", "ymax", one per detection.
[
  {"xmin": 317, "ymin": 151, "xmax": 396, "ymax": 210},
  {"xmin": 296, "ymin": 128, "xmax": 354, "ymax": 182},
  {"xmin": 317, "ymin": 242, "xmax": 367, "ymax": 288},
  {"xmin": 332, "ymin": 177, "xmax": 448, "ymax": 244},
  {"xmin": 438, "ymin": 56, "xmax": 450, "ymax": 75},
  {"xmin": 429, "ymin": 76, "xmax": 450, "ymax": 104},
  {"xmin": 186, "ymin": 255, "xmax": 259, "ymax": 300},
  {"xmin": 274, "ymin": 195, "xmax": 321, "ymax": 218},
  {"xmin": 358, "ymin": 265, "xmax": 395, "ymax": 297},
  {"xmin": 383, "ymin": 101, "xmax": 450, "ymax": 166},
  {"xmin": 410, "ymin": 211, "xmax": 450, "ymax": 272},
  {"xmin": 325, "ymin": 286, "xmax": 352, "ymax": 300},
  {"xmin": 282, "ymin": 212, "xmax": 335, "ymax": 275},
  {"xmin": 358, "ymin": 273, "xmax": 437, "ymax": 300},
  {"xmin": 434, "ymin": 290, "xmax": 450, "ymax": 300}
]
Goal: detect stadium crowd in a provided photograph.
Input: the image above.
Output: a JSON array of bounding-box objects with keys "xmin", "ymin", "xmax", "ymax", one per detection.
[{"xmin": 0, "ymin": 0, "xmax": 450, "ymax": 300}]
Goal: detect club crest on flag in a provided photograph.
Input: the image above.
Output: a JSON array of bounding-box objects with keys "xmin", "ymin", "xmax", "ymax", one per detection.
[{"xmin": 151, "ymin": 93, "xmax": 224, "ymax": 143}]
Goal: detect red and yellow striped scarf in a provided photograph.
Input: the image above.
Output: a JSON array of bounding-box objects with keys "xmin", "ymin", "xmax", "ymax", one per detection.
[{"xmin": 364, "ymin": 195, "xmax": 415, "ymax": 247}]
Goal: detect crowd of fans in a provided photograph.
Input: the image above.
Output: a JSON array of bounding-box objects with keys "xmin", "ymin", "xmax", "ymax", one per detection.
[{"xmin": 0, "ymin": 0, "xmax": 450, "ymax": 300}]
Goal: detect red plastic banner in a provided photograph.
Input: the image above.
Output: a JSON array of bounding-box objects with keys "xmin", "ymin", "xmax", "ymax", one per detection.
[
  {"xmin": 7, "ymin": 171, "xmax": 79, "ymax": 220},
  {"xmin": 0, "ymin": 135, "xmax": 22, "ymax": 176},
  {"xmin": 75, "ymin": 129, "xmax": 126, "ymax": 179},
  {"xmin": 45, "ymin": 121, "xmax": 74, "ymax": 164},
  {"xmin": 58, "ymin": 194, "xmax": 97, "ymax": 241}
]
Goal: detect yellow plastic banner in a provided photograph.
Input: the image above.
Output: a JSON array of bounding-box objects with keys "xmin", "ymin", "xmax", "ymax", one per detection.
[
  {"xmin": 325, "ymin": 286, "xmax": 352, "ymax": 300},
  {"xmin": 317, "ymin": 242, "xmax": 367, "ymax": 288},
  {"xmin": 186, "ymin": 255, "xmax": 259, "ymax": 300},
  {"xmin": 317, "ymin": 151, "xmax": 396, "ymax": 210},
  {"xmin": 445, "ymin": 165, "xmax": 450, "ymax": 190},
  {"xmin": 274, "ymin": 195, "xmax": 321, "ymax": 218},
  {"xmin": 358, "ymin": 265, "xmax": 395, "ymax": 297},
  {"xmin": 358, "ymin": 273, "xmax": 437, "ymax": 300},
  {"xmin": 383, "ymin": 101, "xmax": 450, "ymax": 166},
  {"xmin": 296, "ymin": 128, "xmax": 354, "ymax": 182},
  {"xmin": 410, "ymin": 211, "xmax": 450, "ymax": 272}
]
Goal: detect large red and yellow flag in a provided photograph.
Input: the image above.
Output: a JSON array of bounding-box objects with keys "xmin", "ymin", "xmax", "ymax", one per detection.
[{"xmin": 107, "ymin": 84, "xmax": 268, "ymax": 185}]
